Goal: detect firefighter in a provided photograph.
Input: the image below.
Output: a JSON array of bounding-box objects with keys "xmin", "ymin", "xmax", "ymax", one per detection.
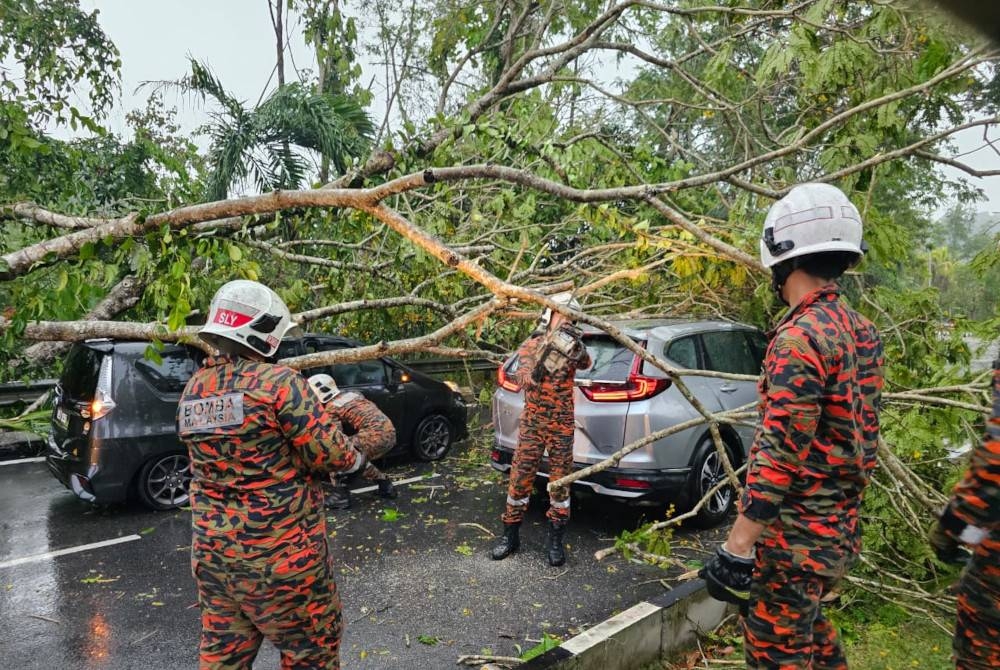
[
  {"xmin": 929, "ymin": 360, "xmax": 1000, "ymax": 670},
  {"xmin": 699, "ymin": 183, "xmax": 885, "ymax": 669},
  {"xmin": 177, "ymin": 280, "xmax": 365, "ymax": 670},
  {"xmin": 490, "ymin": 292, "xmax": 591, "ymax": 567},
  {"xmin": 308, "ymin": 373, "xmax": 398, "ymax": 509}
]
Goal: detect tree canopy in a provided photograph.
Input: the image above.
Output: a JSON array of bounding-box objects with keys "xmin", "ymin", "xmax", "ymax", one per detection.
[{"xmin": 1, "ymin": 0, "xmax": 999, "ymax": 632}]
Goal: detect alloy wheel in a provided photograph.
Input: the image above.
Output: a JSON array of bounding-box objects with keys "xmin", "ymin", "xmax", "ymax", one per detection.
[{"xmin": 698, "ymin": 450, "xmax": 733, "ymax": 515}]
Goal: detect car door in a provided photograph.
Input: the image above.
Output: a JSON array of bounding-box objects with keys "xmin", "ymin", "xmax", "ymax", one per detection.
[
  {"xmin": 300, "ymin": 337, "xmax": 407, "ymax": 441},
  {"xmin": 697, "ymin": 328, "xmax": 763, "ymax": 449}
]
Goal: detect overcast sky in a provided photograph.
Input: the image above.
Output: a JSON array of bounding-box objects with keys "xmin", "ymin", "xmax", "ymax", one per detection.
[{"xmin": 68, "ymin": 1, "xmax": 1000, "ymax": 214}]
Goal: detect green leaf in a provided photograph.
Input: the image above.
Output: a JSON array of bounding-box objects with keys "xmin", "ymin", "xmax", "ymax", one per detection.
[
  {"xmin": 380, "ymin": 508, "xmax": 402, "ymax": 522},
  {"xmin": 417, "ymin": 635, "xmax": 439, "ymax": 646},
  {"xmin": 228, "ymin": 244, "xmax": 243, "ymax": 262},
  {"xmin": 520, "ymin": 633, "xmax": 561, "ymax": 660}
]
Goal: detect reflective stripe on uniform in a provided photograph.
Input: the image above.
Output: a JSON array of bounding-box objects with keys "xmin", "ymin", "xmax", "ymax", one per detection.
[
  {"xmin": 506, "ymin": 495, "xmax": 529, "ymax": 507},
  {"xmin": 549, "ymin": 497, "xmax": 570, "ymax": 508}
]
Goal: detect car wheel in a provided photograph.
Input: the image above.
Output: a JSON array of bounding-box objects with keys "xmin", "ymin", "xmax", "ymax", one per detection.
[
  {"xmin": 412, "ymin": 413, "xmax": 454, "ymax": 461},
  {"xmin": 137, "ymin": 453, "xmax": 192, "ymax": 511},
  {"xmin": 687, "ymin": 437, "xmax": 737, "ymax": 528}
]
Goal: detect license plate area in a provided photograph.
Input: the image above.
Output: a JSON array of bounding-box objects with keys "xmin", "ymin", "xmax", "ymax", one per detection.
[{"xmin": 54, "ymin": 406, "xmax": 69, "ymax": 429}]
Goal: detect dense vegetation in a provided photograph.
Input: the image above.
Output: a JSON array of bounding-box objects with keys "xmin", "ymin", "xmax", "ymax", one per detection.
[{"xmin": 1, "ymin": 0, "xmax": 998, "ymax": 644}]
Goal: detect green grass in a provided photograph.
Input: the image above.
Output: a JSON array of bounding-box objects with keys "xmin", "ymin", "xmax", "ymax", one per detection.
[
  {"xmin": 843, "ymin": 618, "xmax": 953, "ymax": 670},
  {"xmin": 650, "ymin": 616, "xmax": 953, "ymax": 669}
]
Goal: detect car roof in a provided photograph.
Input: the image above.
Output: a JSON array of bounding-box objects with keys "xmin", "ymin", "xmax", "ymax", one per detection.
[{"xmin": 580, "ymin": 318, "xmax": 759, "ymax": 340}]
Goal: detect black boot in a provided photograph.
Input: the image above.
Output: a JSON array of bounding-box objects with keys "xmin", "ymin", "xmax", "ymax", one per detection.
[
  {"xmin": 546, "ymin": 521, "xmax": 567, "ymax": 567},
  {"xmin": 325, "ymin": 481, "xmax": 352, "ymax": 510},
  {"xmin": 490, "ymin": 523, "xmax": 521, "ymax": 560},
  {"xmin": 377, "ymin": 477, "xmax": 398, "ymax": 499}
]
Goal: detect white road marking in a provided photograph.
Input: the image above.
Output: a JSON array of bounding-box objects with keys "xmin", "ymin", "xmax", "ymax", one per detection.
[
  {"xmin": 0, "ymin": 456, "xmax": 46, "ymax": 466},
  {"xmin": 350, "ymin": 472, "xmax": 440, "ymax": 495},
  {"xmin": 0, "ymin": 534, "xmax": 142, "ymax": 570}
]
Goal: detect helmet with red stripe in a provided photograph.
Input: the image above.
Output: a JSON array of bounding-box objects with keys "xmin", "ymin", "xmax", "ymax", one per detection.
[{"xmin": 200, "ymin": 280, "xmax": 293, "ymax": 358}]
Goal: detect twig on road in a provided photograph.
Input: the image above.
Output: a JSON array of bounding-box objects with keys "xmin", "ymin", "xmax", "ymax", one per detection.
[
  {"xmin": 27, "ymin": 614, "xmax": 60, "ymax": 625},
  {"xmin": 349, "ymin": 603, "xmax": 391, "ymax": 625},
  {"xmin": 456, "ymin": 654, "xmax": 524, "ymax": 667},
  {"xmin": 131, "ymin": 630, "xmax": 158, "ymax": 645},
  {"xmin": 540, "ymin": 568, "xmax": 569, "ymax": 580},
  {"xmin": 458, "ymin": 522, "xmax": 496, "ymax": 537}
]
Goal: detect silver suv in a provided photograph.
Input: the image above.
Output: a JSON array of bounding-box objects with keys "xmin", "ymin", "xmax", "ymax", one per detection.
[{"xmin": 490, "ymin": 319, "xmax": 766, "ymax": 527}]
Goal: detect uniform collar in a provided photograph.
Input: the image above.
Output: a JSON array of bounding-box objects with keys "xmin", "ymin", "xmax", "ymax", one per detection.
[
  {"xmin": 203, "ymin": 353, "xmax": 241, "ymax": 367},
  {"xmin": 770, "ymin": 284, "xmax": 840, "ymax": 335}
]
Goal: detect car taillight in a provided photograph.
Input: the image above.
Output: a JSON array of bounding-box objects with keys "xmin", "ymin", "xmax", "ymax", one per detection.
[
  {"xmin": 580, "ymin": 374, "xmax": 671, "ymax": 402},
  {"xmin": 91, "ymin": 355, "xmax": 116, "ymax": 420},
  {"xmin": 497, "ymin": 365, "xmax": 521, "ymax": 392}
]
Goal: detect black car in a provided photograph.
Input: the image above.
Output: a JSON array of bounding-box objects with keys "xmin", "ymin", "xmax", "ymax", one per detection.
[{"xmin": 46, "ymin": 334, "xmax": 469, "ymax": 510}]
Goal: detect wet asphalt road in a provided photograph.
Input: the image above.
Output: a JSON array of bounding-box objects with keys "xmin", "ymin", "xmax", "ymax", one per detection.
[{"xmin": 0, "ymin": 436, "xmax": 723, "ymax": 669}]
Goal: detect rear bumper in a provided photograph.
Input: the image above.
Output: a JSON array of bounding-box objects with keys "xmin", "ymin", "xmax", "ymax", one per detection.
[
  {"xmin": 45, "ymin": 434, "xmax": 129, "ymax": 504},
  {"xmin": 489, "ymin": 443, "xmax": 690, "ymax": 500}
]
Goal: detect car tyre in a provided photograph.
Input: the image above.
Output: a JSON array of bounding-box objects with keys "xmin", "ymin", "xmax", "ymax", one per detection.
[
  {"xmin": 686, "ymin": 437, "xmax": 738, "ymax": 528},
  {"xmin": 136, "ymin": 453, "xmax": 192, "ymax": 511},
  {"xmin": 412, "ymin": 413, "xmax": 454, "ymax": 461}
]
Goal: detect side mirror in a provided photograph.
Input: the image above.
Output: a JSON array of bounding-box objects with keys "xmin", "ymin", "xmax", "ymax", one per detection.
[{"xmin": 391, "ymin": 368, "xmax": 411, "ymax": 384}]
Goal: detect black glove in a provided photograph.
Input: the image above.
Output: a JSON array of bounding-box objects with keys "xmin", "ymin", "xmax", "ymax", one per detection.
[
  {"xmin": 699, "ymin": 545, "xmax": 754, "ymax": 614},
  {"xmin": 929, "ymin": 507, "xmax": 973, "ymax": 566}
]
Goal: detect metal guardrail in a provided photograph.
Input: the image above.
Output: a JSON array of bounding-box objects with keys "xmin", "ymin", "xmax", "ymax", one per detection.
[
  {"xmin": 403, "ymin": 358, "xmax": 498, "ymax": 375},
  {"xmin": 0, "ymin": 379, "xmax": 56, "ymax": 407}
]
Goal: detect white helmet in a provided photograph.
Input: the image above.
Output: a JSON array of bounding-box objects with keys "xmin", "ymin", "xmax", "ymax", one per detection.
[
  {"xmin": 200, "ymin": 280, "xmax": 293, "ymax": 358},
  {"xmin": 759, "ymin": 183, "xmax": 866, "ymax": 269},
  {"xmin": 308, "ymin": 373, "xmax": 340, "ymax": 404},
  {"xmin": 540, "ymin": 291, "xmax": 582, "ymax": 329}
]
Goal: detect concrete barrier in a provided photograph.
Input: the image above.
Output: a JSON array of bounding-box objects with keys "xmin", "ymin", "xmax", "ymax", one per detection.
[{"xmin": 520, "ymin": 580, "xmax": 731, "ymax": 669}]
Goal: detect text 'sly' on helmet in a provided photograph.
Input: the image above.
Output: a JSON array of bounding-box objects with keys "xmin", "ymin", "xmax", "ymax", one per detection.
[
  {"xmin": 308, "ymin": 373, "xmax": 339, "ymax": 404},
  {"xmin": 199, "ymin": 280, "xmax": 293, "ymax": 358},
  {"xmin": 759, "ymin": 183, "xmax": 868, "ymax": 269},
  {"xmin": 540, "ymin": 291, "xmax": 582, "ymax": 328}
]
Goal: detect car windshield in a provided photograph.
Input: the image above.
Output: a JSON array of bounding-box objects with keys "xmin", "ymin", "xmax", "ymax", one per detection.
[
  {"xmin": 60, "ymin": 345, "xmax": 104, "ymax": 401},
  {"xmin": 577, "ymin": 336, "xmax": 634, "ymax": 382}
]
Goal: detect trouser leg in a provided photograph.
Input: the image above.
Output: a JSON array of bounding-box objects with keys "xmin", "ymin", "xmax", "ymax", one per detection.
[
  {"xmin": 195, "ymin": 561, "xmax": 264, "ymax": 670},
  {"xmin": 545, "ymin": 424, "xmax": 574, "ymax": 524},
  {"xmin": 247, "ymin": 540, "xmax": 344, "ymax": 670},
  {"xmin": 744, "ymin": 564, "xmax": 845, "ymax": 670},
  {"xmin": 954, "ymin": 555, "xmax": 1000, "ymax": 670},
  {"xmin": 502, "ymin": 428, "xmax": 543, "ymax": 525}
]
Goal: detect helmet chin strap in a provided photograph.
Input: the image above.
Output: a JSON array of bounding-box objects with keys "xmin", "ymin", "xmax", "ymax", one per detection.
[{"xmin": 770, "ymin": 260, "xmax": 796, "ymax": 306}]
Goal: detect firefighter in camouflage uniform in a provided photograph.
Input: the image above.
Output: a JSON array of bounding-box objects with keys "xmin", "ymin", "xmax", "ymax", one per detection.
[
  {"xmin": 491, "ymin": 292, "xmax": 591, "ymax": 566},
  {"xmin": 177, "ymin": 280, "xmax": 366, "ymax": 670},
  {"xmin": 700, "ymin": 184, "xmax": 884, "ymax": 669},
  {"xmin": 929, "ymin": 361, "xmax": 1000, "ymax": 670},
  {"xmin": 308, "ymin": 373, "xmax": 398, "ymax": 509}
]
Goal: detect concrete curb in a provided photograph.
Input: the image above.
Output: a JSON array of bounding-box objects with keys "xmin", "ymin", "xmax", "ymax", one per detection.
[{"xmin": 520, "ymin": 579, "xmax": 730, "ymax": 669}]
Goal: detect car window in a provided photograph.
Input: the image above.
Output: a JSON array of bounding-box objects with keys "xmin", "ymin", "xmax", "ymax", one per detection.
[
  {"xmin": 301, "ymin": 339, "xmax": 387, "ymax": 388},
  {"xmin": 577, "ymin": 336, "xmax": 633, "ymax": 382},
  {"xmin": 332, "ymin": 359, "xmax": 387, "ymax": 387},
  {"xmin": 665, "ymin": 336, "xmax": 699, "ymax": 369},
  {"xmin": 135, "ymin": 348, "xmax": 201, "ymax": 393},
  {"xmin": 701, "ymin": 330, "xmax": 760, "ymax": 375},
  {"xmin": 744, "ymin": 330, "xmax": 768, "ymax": 368},
  {"xmin": 60, "ymin": 346, "xmax": 105, "ymax": 400}
]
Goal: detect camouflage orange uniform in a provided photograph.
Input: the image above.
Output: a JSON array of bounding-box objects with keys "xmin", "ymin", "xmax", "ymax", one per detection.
[
  {"xmin": 326, "ymin": 390, "xmax": 395, "ymax": 481},
  {"xmin": 940, "ymin": 362, "xmax": 1000, "ymax": 670},
  {"xmin": 178, "ymin": 354, "xmax": 361, "ymax": 670},
  {"xmin": 502, "ymin": 333, "xmax": 591, "ymax": 525},
  {"xmin": 740, "ymin": 286, "xmax": 884, "ymax": 669}
]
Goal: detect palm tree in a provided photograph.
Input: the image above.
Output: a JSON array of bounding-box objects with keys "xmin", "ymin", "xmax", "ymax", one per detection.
[{"xmin": 168, "ymin": 59, "xmax": 374, "ymax": 201}]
